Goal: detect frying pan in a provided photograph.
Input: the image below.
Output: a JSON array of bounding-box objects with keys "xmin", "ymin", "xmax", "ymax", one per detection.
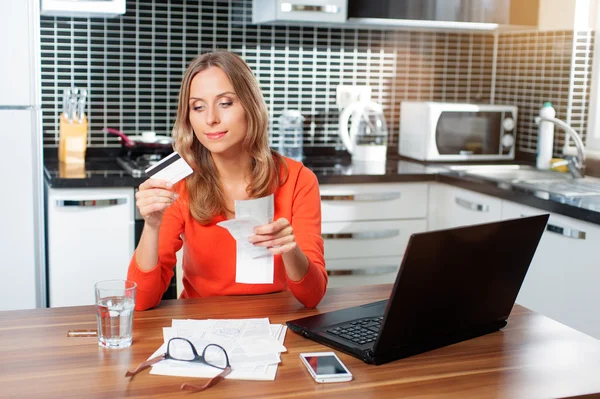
[{"xmin": 105, "ymin": 128, "xmax": 174, "ymax": 150}]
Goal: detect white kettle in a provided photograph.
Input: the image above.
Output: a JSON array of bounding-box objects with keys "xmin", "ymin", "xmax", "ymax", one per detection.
[{"xmin": 339, "ymin": 99, "xmax": 388, "ymax": 161}]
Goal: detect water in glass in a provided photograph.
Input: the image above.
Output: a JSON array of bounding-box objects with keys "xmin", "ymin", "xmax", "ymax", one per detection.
[
  {"xmin": 278, "ymin": 110, "xmax": 305, "ymax": 161},
  {"xmin": 96, "ymin": 296, "xmax": 135, "ymax": 348}
]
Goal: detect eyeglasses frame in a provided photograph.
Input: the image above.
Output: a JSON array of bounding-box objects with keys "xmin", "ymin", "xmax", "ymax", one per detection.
[{"xmin": 125, "ymin": 337, "xmax": 232, "ymax": 393}]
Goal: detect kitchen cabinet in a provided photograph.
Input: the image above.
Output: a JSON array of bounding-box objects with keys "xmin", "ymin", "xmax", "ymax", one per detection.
[
  {"xmin": 253, "ymin": 0, "xmax": 539, "ymax": 29},
  {"xmin": 0, "ymin": 0, "xmax": 35, "ymax": 106},
  {"xmin": 347, "ymin": 0, "xmax": 539, "ymax": 26},
  {"xmin": 502, "ymin": 200, "xmax": 600, "ymax": 339},
  {"xmin": 40, "ymin": 0, "xmax": 125, "ymax": 18},
  {"xmin": 427, "ymin": 183, "xmax": 503, "ymax": 231},
  {"xmin": 46, "ymin": 187, "xmax": 135, "ymax": 307},
  {"xmin": 320, "ymin": 183, "xmax": 428, "ymax": 288}
]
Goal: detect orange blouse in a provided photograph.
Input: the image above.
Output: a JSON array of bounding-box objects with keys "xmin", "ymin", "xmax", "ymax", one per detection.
[{"xmin": 127, "ymin": 157, "xmax": 327, "ymax": 310}]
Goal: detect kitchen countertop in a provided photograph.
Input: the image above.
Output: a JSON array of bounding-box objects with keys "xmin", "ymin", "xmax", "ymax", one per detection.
[
  {"xmin": 43, "ymin": 156, "xmax": 443, "ymax": 188},
  {"xmin": 44, "ymin": 157, "xmax": 145, "ymax": 188},
  {"xmin": 43, "ymin": 153, "xmax": 600, "ymax": 225}
]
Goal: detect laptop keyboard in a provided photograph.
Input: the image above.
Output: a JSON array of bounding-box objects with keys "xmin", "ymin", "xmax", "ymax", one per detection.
[{"xmin": 326, "ymin": 316, "xmax": 383, "ymax": 345}]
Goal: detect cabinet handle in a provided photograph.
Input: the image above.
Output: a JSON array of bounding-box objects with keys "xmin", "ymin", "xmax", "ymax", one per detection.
[
  {"xmin": 518, "ymin": 214, "xmax": 586, "ymax": 240},
  {"xmin": 56, "ymin": 198, "xmax": 128, "ymax": 207},
  {"xmin": 546, "ymin": 223, "xmax": 586, "ymax": 240},
  {"xmin": 327, "ymin": 266, "xmax": 398, "ymax": 276},
  {"xmin": 281, "ymin": 3, "xmax": 340, "ymax": 13},
  {"xmin": 321, "ymin": 192, "xmax": 401, "ymax": 202},
  {"xmin": 455, "ymin": 197, "xmax": 489, "ymax": 212},
  {"xmin": 322, "ymin": 229, "xmax": 400, "ymax": 240}
]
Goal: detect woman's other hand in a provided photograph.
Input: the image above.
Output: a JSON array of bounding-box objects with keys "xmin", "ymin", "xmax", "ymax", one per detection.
[
  {"xmin": 136, "ymin": 179, "xmax": 178, "ymax": 229},
  {"xmin": 250, "ymin": 218, "xmax": 296, "ymax": 255}
]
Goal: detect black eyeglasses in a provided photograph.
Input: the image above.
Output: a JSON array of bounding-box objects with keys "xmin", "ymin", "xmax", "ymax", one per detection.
[{"xmin": 126, "ymin": 338, "xmax": 232, "ymax": 392}]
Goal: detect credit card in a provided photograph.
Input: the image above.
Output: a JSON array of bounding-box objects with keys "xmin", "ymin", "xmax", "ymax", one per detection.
[{"xmin": 144, "ymin": 151, "xmax": 193, "ymax": 184}]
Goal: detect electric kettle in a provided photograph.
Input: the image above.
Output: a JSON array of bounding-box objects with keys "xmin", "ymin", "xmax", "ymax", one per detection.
[{"xmin": 338, "ymin": 99, "xmax": 388, "ymax": 161}]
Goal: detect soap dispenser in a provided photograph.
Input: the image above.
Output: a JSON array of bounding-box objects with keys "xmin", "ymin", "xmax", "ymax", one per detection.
[{"xmin": 536, "ymin": 102, "xmax": 556, "ymax": 170}]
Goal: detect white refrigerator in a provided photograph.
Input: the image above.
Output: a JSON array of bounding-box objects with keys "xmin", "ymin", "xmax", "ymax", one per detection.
[{"xmin": 0, "ymin": 0, "xmax": 46, "ymax": 310}]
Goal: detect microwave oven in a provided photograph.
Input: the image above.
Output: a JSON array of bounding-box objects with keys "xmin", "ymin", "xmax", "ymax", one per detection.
[{"xmin": 399, "ymin": 102, "xmax": 518, "ymax": 161}]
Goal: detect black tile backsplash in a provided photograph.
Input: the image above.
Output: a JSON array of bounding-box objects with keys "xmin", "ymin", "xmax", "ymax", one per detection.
[
  {"xmin": 39, "ymin": 0, "xmax": 594, "ymax": 160},
  {"xmin": 495, "ymin": 30, "xmax": 594, "ymax": 158},
  {"xmin": 40, "ymin": 0, "xmax": 494, "ymax": 153}
]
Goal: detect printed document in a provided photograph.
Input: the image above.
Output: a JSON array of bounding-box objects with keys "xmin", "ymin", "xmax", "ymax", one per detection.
[{"xmin": 149, "ymin": 318, "xmax": 287, "ymax": 381}]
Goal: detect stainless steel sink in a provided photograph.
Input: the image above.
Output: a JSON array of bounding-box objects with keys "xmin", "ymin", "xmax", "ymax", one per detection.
[
  {"xmin": 513, "ymin": 178, "xmax": 600, "ymax": 197},
  {"xmin": 448, "ymin": 164, "xmax": 568, "ymax": 182},
  {"xmin": 446, "ymin": 164, "xmax": 600, "ymax": 197}
]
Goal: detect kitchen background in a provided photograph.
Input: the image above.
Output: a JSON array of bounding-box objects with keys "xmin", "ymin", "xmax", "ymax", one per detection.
[{"xmin": 39, "ymin": 0, "xmax": 594, "ymax": 159}]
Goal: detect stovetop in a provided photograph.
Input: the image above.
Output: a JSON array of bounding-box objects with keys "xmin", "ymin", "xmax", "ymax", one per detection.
[
  {"xmin": 115, "ymin": 149, "xmax": 354, "ymax": 178},
  {"xmin": 116, "ymin": 153, "xmax": 166, "ymax": 177}
]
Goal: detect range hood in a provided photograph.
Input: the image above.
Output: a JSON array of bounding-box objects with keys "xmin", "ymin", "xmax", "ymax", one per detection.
[{"xmin": 253, "ymin": 0, "xmax": 539, "ymax": 31}]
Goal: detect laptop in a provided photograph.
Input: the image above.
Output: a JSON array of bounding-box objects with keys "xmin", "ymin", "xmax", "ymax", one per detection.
[{"xmin": 287, "ymin": 214, "xmax": 549, "ymax": 365}]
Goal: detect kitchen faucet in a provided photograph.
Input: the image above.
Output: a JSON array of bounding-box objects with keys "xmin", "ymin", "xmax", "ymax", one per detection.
[{"xmin": 535, "ymin": 116, "xmax": 586, "ymax": 178}]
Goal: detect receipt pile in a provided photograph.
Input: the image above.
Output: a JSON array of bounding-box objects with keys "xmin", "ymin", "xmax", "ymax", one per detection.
[{"xmin": 149, "ymin": 318, "xmax": 287, "ymax": 381}]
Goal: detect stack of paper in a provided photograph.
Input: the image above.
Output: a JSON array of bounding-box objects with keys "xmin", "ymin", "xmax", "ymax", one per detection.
[{"xmin": 149, "ymin": 318, "xmax": 287, "ymax": 381}]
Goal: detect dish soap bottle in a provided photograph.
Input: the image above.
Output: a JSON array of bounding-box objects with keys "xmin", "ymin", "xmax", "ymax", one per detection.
[{"xmin": 536, "ymin": 102, "xmax": 556, "ymax": 170}]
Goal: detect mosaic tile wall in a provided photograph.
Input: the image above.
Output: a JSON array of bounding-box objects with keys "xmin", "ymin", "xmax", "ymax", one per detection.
[
  {"xmin": 495, "ymin": 30, "xmax": 594, "ymax": 157},
  {"xmin": 39, "ymin": 0, "xmax": 594, "ymax": 158},
  {"xmin": 39, "ymin": 0, "xmax": 494, "ymax": 152}
]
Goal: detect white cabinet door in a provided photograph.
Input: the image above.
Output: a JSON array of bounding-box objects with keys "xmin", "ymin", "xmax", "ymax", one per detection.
[
  {"xmin": 428, "ymin": 183, "xmax": 503, "ymax": 231},
  {"xmin": 47, "ymin": 187, "xmax": 135, "ymax": 307},
  {"xmin": 502, "ymin": 200, "xmax": 600, "ymax": 339},
  {"xmin": 322, "ymin": 220, "xmax": 427, "ymax": 261},
  {"xmin": 0, "ymin": 110, "xmax": 39, "ymax": 311},
  {"xmin": 0, "ymin": 0, "xmax": 35, "ymax": 105},
  {"xmin": 320, "ymin": 183, "xmax": 428, "ymax": 222}
]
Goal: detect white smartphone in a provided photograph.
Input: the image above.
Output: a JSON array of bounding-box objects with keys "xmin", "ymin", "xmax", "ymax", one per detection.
[{"xmin": 299, "ymin": 352, "xmax": 353, "ymax": 383}]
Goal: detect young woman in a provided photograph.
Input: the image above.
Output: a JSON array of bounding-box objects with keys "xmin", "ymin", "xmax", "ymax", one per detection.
[{"xmin": 127, "ymin": 51, "xmax": 327, "ymax": 311}]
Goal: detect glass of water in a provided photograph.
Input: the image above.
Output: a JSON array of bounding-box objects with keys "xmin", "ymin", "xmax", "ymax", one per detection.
[
  {"xmin": 278, "ymin": 110, "xmax": 305, "ymax": 161},
  {"xmin": 95, "ymin": 279, "xmax": 136, "ymax": 349}
]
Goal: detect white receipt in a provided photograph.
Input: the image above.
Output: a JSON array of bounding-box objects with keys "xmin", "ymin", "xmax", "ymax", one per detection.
[
  {"xmin": 217, "ymin": 217, "xmax": 270, "ymax": 260},
  {"xmin": 217, "ymin": 194, "xmax": 275, "ymax": 284}
]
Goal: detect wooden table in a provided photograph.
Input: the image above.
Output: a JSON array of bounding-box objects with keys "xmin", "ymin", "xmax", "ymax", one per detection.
[{"xmin": 1, "ymin": 284, "xmax": 600, "ymax": 398}]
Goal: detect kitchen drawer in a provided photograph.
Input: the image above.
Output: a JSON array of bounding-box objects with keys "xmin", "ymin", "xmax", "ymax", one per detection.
[
  {"xmin": 320, "ymin": 183, "xmax": 428, "ymax": 222},
  {"xmin": 322, "ymin": 219, "xmax": 427, "ymax": 261},
  {"xmin": 428, "ymin": 183, "xmax": 502, "ymax": 231}
]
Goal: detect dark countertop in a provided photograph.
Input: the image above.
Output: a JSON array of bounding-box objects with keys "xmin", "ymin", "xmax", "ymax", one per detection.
[
  {"xmin": 44, "ymin": 152, "xmax": 600, "ymax": 225},
  {"xmin": 44, "ymin": 157, "xmax": 145, "ymax": 188},
  {"xmin": 43, "ymin": 155, "xmax": 443, "ymax": 188}
]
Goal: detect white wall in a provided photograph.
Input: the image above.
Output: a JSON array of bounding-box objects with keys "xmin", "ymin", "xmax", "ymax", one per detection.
[
  {"xmin": 537, "ymin": 0, "xmax": 597, "ymax": 31},
  {"xmin": 538, "ymin": 0, "xmax": 577, "ymax": 31}
]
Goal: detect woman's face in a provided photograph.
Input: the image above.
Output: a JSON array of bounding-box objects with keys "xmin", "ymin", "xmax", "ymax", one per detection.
[{"xmin": 188, "ymin": 66, "xmax": 248, "ymax": 157}]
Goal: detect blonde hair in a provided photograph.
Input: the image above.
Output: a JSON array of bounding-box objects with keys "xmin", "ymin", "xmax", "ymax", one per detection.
[{"xmin": 173, "ymin": 51, "xmax": 286, "ymax": 224}]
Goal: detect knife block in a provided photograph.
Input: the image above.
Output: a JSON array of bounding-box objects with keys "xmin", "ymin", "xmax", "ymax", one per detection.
[
  {"xmin": 58, "ymin": 160, "xmax": 86, "ymax": 178},
  {"xmin": 59, "ymin": 114, "xmax": 88, "ymax": 164}
]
